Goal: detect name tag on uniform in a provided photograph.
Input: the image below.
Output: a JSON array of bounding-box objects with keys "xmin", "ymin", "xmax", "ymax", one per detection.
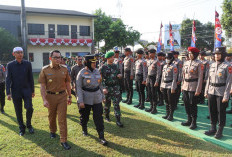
[
  {"xmin": 95, "ymin": 75, "xmax": 101, "ymax": 79},
  {"xmin": 84, "ymin": 75, "xmax": 91, "ymax": 78},
  {"xmin": 47, "ymin": 73, "xmax": 54, "ymax": 76}
]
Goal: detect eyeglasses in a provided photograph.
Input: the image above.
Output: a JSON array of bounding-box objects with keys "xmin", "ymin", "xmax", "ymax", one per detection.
[{"xmin": 52, "ymin": 56, "xmax": 61, "ymax": 60}]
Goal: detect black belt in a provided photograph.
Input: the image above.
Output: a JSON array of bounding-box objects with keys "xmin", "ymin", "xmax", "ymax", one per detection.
[
  {"xmin": 148, "ymin": 75, "xmax": 156, "ymax": 78},
  {"xmin": 164, "ymin": 80, "xmax": 172, "ymax": 83},
  {"xmin": 82, "ymin": 86, "xmax": 100, "ymax": 92},
  {"xmin": 210, "ymin": 83, "xmax": 226, "ymax": 87},
  {"xmin": 136, "ymin": 74, "xmax": 143, "ymax": 76},
  {"xmin": 47, "ymin": 90, "xmax": 65, "ymax": 95},
  {"xmin": 185, "ymin": 78, "xmax": 198, "ymax": 82}
]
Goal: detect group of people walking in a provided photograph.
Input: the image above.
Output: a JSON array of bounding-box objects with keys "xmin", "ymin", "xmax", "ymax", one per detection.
[{"xmin": 0, "ymin": 45, "xmax": 232, "ymax": 150}]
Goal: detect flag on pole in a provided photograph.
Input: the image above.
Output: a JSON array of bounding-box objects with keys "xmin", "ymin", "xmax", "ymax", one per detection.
[
  {"xmin": 169, "ymin": 23, "xmax": 174, "ymax": 51},
  {"xmin": 191, "ymin": 20, "xmax": 196, "ymax": 47},
  {"xmin": 157, "ymin": 22, "xmax": 163, "ymax": 52},
  {"xmin": 215, "ymin": 10, "xmax": 222, "ymax": 48}
]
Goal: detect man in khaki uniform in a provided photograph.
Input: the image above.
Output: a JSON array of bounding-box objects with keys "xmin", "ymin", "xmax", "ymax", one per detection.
[
  {"xmin": 39, "ymin": 50, "xmax": 72, "ymax": 150},
  {"xmin": 181, "ymin": 47, "xmax": 203, "ymax": 130}
]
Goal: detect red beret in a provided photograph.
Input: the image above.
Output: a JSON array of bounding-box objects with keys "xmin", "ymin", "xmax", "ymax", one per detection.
[{"xmin": 188, "ymin": 47, "xmax": 200, "ymax": 53}]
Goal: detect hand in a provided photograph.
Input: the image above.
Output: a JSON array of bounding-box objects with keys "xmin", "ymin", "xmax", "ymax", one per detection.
[
  {"xmin": 67, "ymin": 97, "xmax": 72, "ymax": 105},
  {"xmin": 43, "ymin": 100, "xmax": 49, "ymax": 108},
  {"xmin": 130, "ymin": 75, "xmax": 134, "ymax": 80},
  {"xmin": 171, "ymin": 89, "xmax": 175, "ymax": 94},
  {"xmin": 103, "ymin": 99, "xmax": 106, "ymax": 104},
  {"xmin": 32, "ymin": 93, "xmax": 35, "ymax": 98},
  {"xmin": 103, "ymin": 89, "xmax": 108, "ymax": 95},
  {"xmin": 142, "ymin": 81, "xmax": 146, "ymax": 85},
  {"xmin": 222, "ymin": 99, "xmax": 228, "ymax": 103},
  {"xmin": 117, "ymin": 74, "xmax": 122, "ymax": 79},
  {"xmin": 204, "ymin": 94, "xmax": 208, "ymax": 98},
  {"xmin": 7, "ymin": 95, "xmax": 11, "ymax": 101},
  {"xmin": 195, "ymin": 92, "xmax": 200, "ymax": 96},
  {"xmin": 160, "ymin": 87, "xmax": 163, "ymax": 92},
  {"xmin": 79, "ymin": 102, "xmax": 85, "ymax": 108},
  {"xmin": 154, "ymin": 83, "xmax": 158, "ymax": 87}
]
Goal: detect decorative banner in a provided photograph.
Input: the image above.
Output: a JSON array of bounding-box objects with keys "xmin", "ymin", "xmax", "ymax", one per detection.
[
  {"xmin": 169, "ymin": 23, "xmax": 174, "ymax": 51},
  {"xmin": 29, "ymin": 38, "xmax": 92, "ymax": 47},
  {"xmin": 191, "ymin": 20, "xmax": 196, "ymax": 47},
  {"xmin": 215, "ymin": 10, "xmax": 222, "ymax": 48},
  {"xmin": 164, "ymin": 24, "xmax": 181, "ymax": 50},
  {"xmin": 157, "ymin": 22, "xmax": 163, "ymax": 52}
]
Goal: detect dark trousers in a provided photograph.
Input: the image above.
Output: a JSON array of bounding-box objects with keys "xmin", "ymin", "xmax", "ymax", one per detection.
[
  {"xmin": 157, "ymin": 84, "xmax": 163, "ymax": 104},
  {"xmin": 135, "ymin": 76, "xmax": 145, "ymax": 104},
  {"xmin": 145, "ymin": 86, "xmax": 149, "ymax": 100},
  {"xmin": 208, "ymin": 94, "xmax": 227, "ymax": 127},
  {"xmin": 174, "ymin": 84, "xmax": 181, "ymax": 108},
  {"xmin": 147, "ymin": 76, "xmax": 158, "ymax": 106},
  {"xmin": 0, "ymin": 82, "xmax": 5, "ymax": 110},
  {"xmin": 199, "ymin": 82, "xmax": 206, "ymax": 103},
  {"xmin": 124, "ymin": 72, "xmax": 133, "ymax": 101},
  {"xmin": 12, "ymin": 96, "xmax": 33, "ymax": 131},
  {"xmin": 162, "ymin": 88, "xmax": 175, "ymax": 112},
  {"xmin": 79, "ymin": 103, "xmax": 104, "ymax": 132},
  {"xmin": 182, "ymin": 90, "xmax": 198, "ymax": 118}
]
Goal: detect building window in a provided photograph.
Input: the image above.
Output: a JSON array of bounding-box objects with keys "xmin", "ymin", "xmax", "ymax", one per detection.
[
  {"xmin": 79, "ymin": 26, "xmax": 90, "ymax": 36},
  {"xmin": 28, "ymin": 24, "xmax": 45, "ymax": 35},
  {"xmin": 29, "ymin": 53, "xmax": 34, "ymax": 62},
  {"xmin": 57, "ymin": 25, "xmax": 69, "ymax": 36}
]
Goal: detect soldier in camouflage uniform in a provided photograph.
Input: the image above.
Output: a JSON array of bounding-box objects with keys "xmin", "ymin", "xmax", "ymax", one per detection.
[{"xmin": 100, "ymin": 51, "xmax": 123, "ymax": 127}]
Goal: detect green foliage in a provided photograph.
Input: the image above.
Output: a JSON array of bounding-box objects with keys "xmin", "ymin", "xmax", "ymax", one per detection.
[
  {"xmin": 221, "ymin": 0, "xmax": 232, "ymax": 37},
  {"xmin": 94, "ymin": 9, "xmax": 141, "ymax": 52},
  {"xmin": 180, "ymin": 19, "xmax": 223, "ymax": 51},
  {"xmin": 0, "ymin": 27, "xmax": 19, "ymax": 61},
  {"xmin": 137, "ymin": 40, "xmax": 156, "ymax": 51}
]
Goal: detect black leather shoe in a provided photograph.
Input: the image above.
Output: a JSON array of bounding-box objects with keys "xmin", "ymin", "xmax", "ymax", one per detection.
[
  {"xmin": 226, "ymin": 110, "xmax": 232, "ymax": 114},
  {"xmin": 150, "ymin": 108, "xmax": 157, "ymax": 114},
  {"xmin": 105, "ymin": 117, "xmax": 111, "ymax": 122},
  {"xmin": 100, "ymin": 138, "xmax": 108, "ymax": 145},
  {"xmin": 122, "ymin": 100, "xmax": 128, "ymax": 103},
  {"xmin": 189, "ymin": 123, "xmax": 197, "ymax": 130},
  {"xmin": 61, "ymin": 142, "xmax": 71, "ymax": 150},
  {"xmin": 162, "ymin": 115, "xmax": 169, "ymax": 119},
  {"xmin": 205, "ymin": 130, "xmax": 216, "ymax": 136},
  {"xmin": 167, "ymin": 116, "xmax": 173, "ymax": 121},
  {"xmin": 116, "ymin": 121, "xmax": 124, "ymax": 128},
  {"xmin": 181, "ymin": 121, "xmax": 191, "ymax": 126},
  {"xmin": 50, "ymin": 132, "xmax": 56, "ymax": 138},
  {"xmin": 127, "ymin": 101, "xmax": 132, "ymax": 104},
  {"xmin": 28, "ymin": 127, "xmax": 34, "ymax": 134},
  {"xmin": 83, "ymin": 131, "xmax": 88, "ymax": 136},
  {"xmin": 134, "ymin": 104, "xmax": 140, "ymax": 108},
  {"xmin": 19, "ymin": 130, "xmax": 25, "ymax": 136},
  {"xmin": 138, "ymin": 105, "xmax": 145, "ymax": 110},
  {"xmin": 1, "ymin": 109, "xmax": 5, "ymax": 114}
]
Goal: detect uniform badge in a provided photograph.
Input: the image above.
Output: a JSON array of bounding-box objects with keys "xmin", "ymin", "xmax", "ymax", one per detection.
[
  {"xmin": 130, "ymin": 58, "xmax": 134, "ymax": 62},
  {"xmin": 98, "ymin": 79, "xmax": 101, "ymax": 83},
  {"xmin": 84, "ymin": 72, "xmax": 89, "ymax": 75},
  {"xmin": 218, "ymin": 72, "xmax": 222, "ymax": 77},
  {"xmin": 143, "ymin": 62, "xmax": 147, "ymax": 66},
  {"xmin": 157, "ymin": 62, "xmax": 160, "ymax": 66},
  {"xmin": 201, "ymin": 64, "xmax": 204, "ymax": 70},
  {"xmin": 228, "ymin": 66, "xmax": 232, "ymax": 74},
  {"xmin": 190, "ymin": 69, "xmax": 194, "ymax": 73},
  {"xmin": 48, "ymin": 79, "xmax": 52, "ymax": 82},
  {"xmin": 174, "ymin": 68, "xmax": 178, "ymax": 73},
  {"xmin": 179, "ymin": 64, "xmax": 182, "ymax": 68},
  {"xmin": 87, "ymin": 79, "xmax": 91, "ymax": 83}
]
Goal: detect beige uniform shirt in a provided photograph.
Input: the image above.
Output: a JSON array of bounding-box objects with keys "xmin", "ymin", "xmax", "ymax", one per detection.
[
  {"xmin": 114, "ymin": 57, "xmax": 123, "ymax": 74},
  {"xmin": 123, "ymin": 55, "xmax": 134, "ymax": 76},
  {"xmin": 173, "ymin": 58, "xmax": 183, "ymax": 82},
  {"xmin": 146, "ymin": 58, "xmax": 161, "ymax": 85},
  {"xmin": 135, "ymin": 58, "xmax": 148, "ymax": 82},
  {"xmin": 182, "ymin": 59, "xmax": 203, "ymax": 93},
  {"xmin": 160, "ymin": 63, "xmax": 178, "ymax": 90},
  {"xmin": 205, "ymin": 62, "xmax": 232, "ymax": 100},
  {"xmin": 76, "ymin": 68, "xmax": 104, "ymax": 105},
  {"xmin": 200, "ymin": 59, "xmax": 210, "ymax": 81},
  {"xmin": 38, "ymin": 64, "xmax": 70, "ymax": 92}
]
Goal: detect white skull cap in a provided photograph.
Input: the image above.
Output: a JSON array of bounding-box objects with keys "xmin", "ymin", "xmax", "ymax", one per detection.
[{"xmin": 13, "ymin": 47, "xmax": 23, "ymax": 52}]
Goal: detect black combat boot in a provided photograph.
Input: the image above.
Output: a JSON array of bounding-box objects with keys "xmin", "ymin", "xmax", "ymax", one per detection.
[
  {"xmin": 215, "ymin": 126, "xmax": 224, "ymax": 139},
  {"xmin": 122, "ymin": 94, "xmax": 129, "ymax": 103},
  {"xmin": 1, "ymin": 107, "xmax": 5, "ymax": 114},
  {"xmin": 150, "ymin": 104, "xmax": 157, "ymax": 114},
  {"xmin": 226, "ymin": 109, "xmax": 232, "ymax": 114},
  {"xmin": 162, "ymin": 105, "xmax": 169, "ymax": 119},
  {"xmin": 167, "ymin": 111, "xmax": 174, "ymax": 121},
  {"xmin": 134, "ymin": 103, "xmax": 141, "ymax": 108},
  {"xmin": 105, "ymin": 114, "xmax": 110, "ymax": 122},
  {"xmin": 98, "ymin": 131, "xmax": 108, "ymax": 145},
  {"xmin": 189, "ymin": 117, "xmax": 197, "ymax": 130},
  {"xmin": 181, "ymin": 116, "xmax": 192, "ymax": 126},
  {"xmin": 116, "ymin": 116, "xmax": 123, "ymax": 128},
  {"xmin": 205, "ymin": 124, "xmax": 216, "ymax": 136},
  {"xmin": 82, "ymin": 127, "xmax": 88, "ymax": 136},
  {"xmin": 145, "ymin": 103, "xmax": 153, "ymax": 112},
  {"xmin": 138, "ymin": 103, "xmax": 145, "ymax": 110}
]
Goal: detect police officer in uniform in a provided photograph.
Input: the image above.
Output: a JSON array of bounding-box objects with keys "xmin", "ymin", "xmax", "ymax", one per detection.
[
  {"xmin": 76, "ymin": 55, "xmax": 108, "ymax": 145},
  {"xmin": 145, "ymin": 49, "xmax": 161, "ymax": 114},
  {"xmin": 181, "ymin": 47, "xmax": 203, "ymax": 130},
  {"xmin": 39, "ymin": 50, "xmax": 72, "ymax": 150},
  {"xmin": 225, "ymin": 53, "xmax": 232, "ymax": 114},
  {"xmin": 172, "ymin": 51, "xmax": 183, "ymax": 109},
  {"xmin": 113, "ymin": 49, "xmax": 124, "ymax": 94},
  {"xmin": 6, "ymin": 47, "xmax": 35, "ymax": 136},
  {"xmin": 157, "ymin": 52, "xmax": 165, "ymax": 106},
  {"xmin": 144, "ymin": 51, "xmax": 150, "ymax": 102},
  {"xmin": 100, "ymin": 51, "xmax": 123, "ymax": 127},
  {"xmin": 0, "ymin": 64, "xmax": 6, "ymax": 113},
  {"xmin": 133, "ymin": 49, "xmax": 147, "ymax": 109},
  {"xmin": 199, "ymin": 51, "xmax": 209, "ymax": 104},
  {"xmin": 122, "ymin": 48, "xmax": 134, "ymax": 104},
  {"xmin": 160, "ymin": 52, "xmax": 177, "ymax": 121},
  {"xmin": 204, "ymin": 47, "xmax": 232, "ymax": 139}
]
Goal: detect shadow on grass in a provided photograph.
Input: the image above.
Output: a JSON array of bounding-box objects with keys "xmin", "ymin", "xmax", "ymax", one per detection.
[{"xmin": 0, "ymin": 113, "xmax": 101, "ymax": 157}]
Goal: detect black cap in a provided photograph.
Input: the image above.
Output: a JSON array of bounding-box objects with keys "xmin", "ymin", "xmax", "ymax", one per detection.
[
  {"xmin": 85, "ymin": 55, "xmax": 98, "ymax": 63},
  {"xmin": 199, "ymin": 51, "xmax": 206, "ymax": 56},
  {"xmin": 171, "ymin": 51, "xmax": 179, "ymax": 55},
  {"xmin": 124, "ymin": 47, "xmax": 132, "ymax": 52},
  {"xmin": 157, "ymin": 52, "xmax": 165, "ymax": 56},
  {"xmin": 214, "ymin": 47, "xmax": 226, "ymax": 54},
  {"xmin": 166, "ymin": 52, "xmax": 174, "ymax": 59},
  {"xmin": 148, "ymin": 49, "xmax": 156, "ymax": 53},
  {"xmin": 114, "ymin": 50, "xmax": 120, "ymax": 53},
  {"xmin": 136, "ymin": 49, "xmax": 144, "ymax": 54}
]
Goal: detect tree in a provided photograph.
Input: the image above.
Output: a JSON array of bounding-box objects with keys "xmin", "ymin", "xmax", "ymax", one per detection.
[
  {"xmin": 94, "ymin": 9, "xmax": 141, "ymax": 52},
  {"xmin": 221, "ymin": 0, "xmax": 232, "ymax": 37},
  {"xmin": 137, "ymin": 40, "xmax": 156, "ymax": 51},
  {"xmin": 180, "ymin": 19, "xmax": 223, "ymax": 51},
  {"xmin": 0, "ymin": 27, "xmax": 19, "ymax": 61}
]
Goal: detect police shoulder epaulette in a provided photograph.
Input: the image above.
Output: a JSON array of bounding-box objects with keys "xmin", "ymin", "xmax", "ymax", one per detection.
[
  {"xmin": 42, "ymin": 65, "xmax": 50, "ymax": 69},
  {"xmin": 60, "ymin": 64, "xmax": 67, "ymax": 68}
]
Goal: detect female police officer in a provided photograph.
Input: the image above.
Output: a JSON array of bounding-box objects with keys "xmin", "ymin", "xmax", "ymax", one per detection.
[
  {"xmin": 76, "ymin": 55, "xmax": 108, "ymax": 145},
  {"xmin": 204, "ymin": 47, "xmax": 232, "ymax": 139}
]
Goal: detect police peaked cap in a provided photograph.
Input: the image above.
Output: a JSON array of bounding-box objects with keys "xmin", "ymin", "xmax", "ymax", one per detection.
[
  {"xmin": 148, "ymin": 49, "xmax": 156, "ymax": 53},
  {"xmin": 136, "ymin": 49, "xmax": 144, "ymax": 54},
  {"xmin": 124, "ymin": 47, "xmax": 132, "ymax": 52},
  {"xmin": 157, "ymin": 52, "xmax": 165, "ymax": 56},
  {"xmin": 166, "ymin": 52, "xmax": 174, "ymax": 59},
  {"xmin": 214, "ymin": 47, "xmax": 226, "ymax": 54},
  {"xmin": 85, "ymin": 55, "xmax": 98, "ymax": 63},
  {"xmin": 171, "ymin": 51, "xmax": 179, "ymax": 55}
]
